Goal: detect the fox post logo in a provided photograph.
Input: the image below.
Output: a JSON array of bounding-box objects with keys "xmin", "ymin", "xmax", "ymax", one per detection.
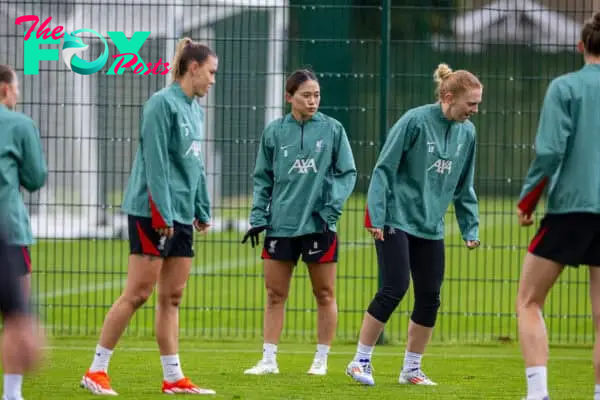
[{"xmin": 15, "ymin": 15, "xmax": 171, "ymax": 76}]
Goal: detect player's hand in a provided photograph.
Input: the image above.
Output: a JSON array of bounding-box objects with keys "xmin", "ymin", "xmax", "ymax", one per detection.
[
  {"xmin": 465, "ymin": 240, "xmax": 480, "ymax": 249},
  {"xmin": 193, "ymin": 220, "xmax": 210, "ymax": 234},
  {"xmin": 516, "ymin": 207, "xmax": 534, "ymax": 226},
  {"xmin": 367, "ymin": 227, "xmax": 384, "ymax": 241},
  {"xmin": 156, "ymin": 227, "xmax": 175, "ymax": 238},
  {"xmin": 242, "ymin": 225, "xmax": 268, "ymax": 248}
]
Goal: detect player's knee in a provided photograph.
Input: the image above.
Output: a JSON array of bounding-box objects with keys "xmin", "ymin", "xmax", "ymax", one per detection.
[
  {"xmin": 515, "ymin": 297, "xmax": 526, "ymax": 316},
  {"xmin": 367, "ymin": 284, "xmax": 409, "ymax": 323},
  {"xmin": 159, "ymin": 287, "xmax": 185, "ymax": 308},
  {"xmin": 411, "ymin": 291, "xmax": 441, "ymax": 327},
  {"xmin": 123, "ymin": 286, "xmax": 153, "ymax": 309},
  {"xmin": 515, "ymin": 290, "xmax": 541, "ymax": 316},
  {"xmin": 266, "ymin": 286, "xmax": 288, "ymax": 307},
  {"xmin": 312, "ymin": 285, "xmax": 335, "ymax": 306}
]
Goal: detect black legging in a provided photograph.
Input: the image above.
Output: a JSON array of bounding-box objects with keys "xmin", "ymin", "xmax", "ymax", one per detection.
[{"xmin": 367, "ymin": 226, "xmax": 445, "ymax": 328}]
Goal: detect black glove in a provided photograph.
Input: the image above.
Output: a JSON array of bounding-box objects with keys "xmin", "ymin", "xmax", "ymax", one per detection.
[
  {"xmin": 312, "ymin": 212, "xmax": 329, "ymax": 233},
  {"xmin": 241, "ymin": 225, "xmax": 268, "ymax": 248}
]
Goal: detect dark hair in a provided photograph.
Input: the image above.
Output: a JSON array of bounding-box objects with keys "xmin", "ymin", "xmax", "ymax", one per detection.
[
  {"xmin": 171, "ymin": 37, "xmax": 217, "ymax": 80},
  {"xmin": 581, "ymin": 12, "xmax": 600, "ymax": 56},
  {"xmin": 285, "ymin": 69, "xmax": 318, "ymax": 95},
  {"xmin": 0, "ymin": 64, "xmax": 15, "ymax": 85}
]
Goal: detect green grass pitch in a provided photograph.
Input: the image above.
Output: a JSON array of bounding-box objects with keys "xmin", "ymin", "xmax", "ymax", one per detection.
[{"xmin": 4, "ymin": 195, "xmax": 594, "ymax": 398}]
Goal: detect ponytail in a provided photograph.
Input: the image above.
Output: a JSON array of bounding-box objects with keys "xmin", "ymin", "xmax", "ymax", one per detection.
[{"xmin": 171, "ymin": 37, "xmax": 194, "ymax": 81}]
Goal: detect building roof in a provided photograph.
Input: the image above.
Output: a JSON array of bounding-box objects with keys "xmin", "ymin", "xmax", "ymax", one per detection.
[{"xmin": 432, "ymin": 0, "xmax": 583, "ymax": 53}]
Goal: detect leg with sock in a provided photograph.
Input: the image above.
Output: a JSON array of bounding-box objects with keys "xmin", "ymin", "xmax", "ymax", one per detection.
[
  {"xmin": 243, "ymin": 341, "xmax": 280, "ymax": 376},
  {"xmin": 516, "ymin": 253, "xmax": 564, "ymax": 400},
  {"xmin": 89, "ymin": 344, "xmax": 113, "ymax": 373},
  {"xmin": 347, "ymin": 228, "xmax": 411, "ymax": 386},
  {"xmin": 156, "ymin": 256, "xmax": 216, "ymax": 395},
  {"xmin": 353, "ymin": 342, "xmax": 373, "ymax": 363},
  {"xmin": 160, "ymin": 354, "xmax": 185, "ymax": 383},
  {"xmin": 3, "ymin": 275, "xmax": 30, "ymax": 400},
  {"xmin": 399, "ymin": 234, "xmax": 444, "ymax": 386},
  {"xmin": 525, "ymin": 366, "xmax": 548, "ymax": 400},
  {"xmin": 263, "ymin": 343, "xmax": 278, "ymax": 364},
  {"xmin": 3, "ymin": 374, "xmax": 23, "ymax": 400},
  {"xmin": 307, "ymin": 260, "xmax": 337, "ymax": 375},
  {"xmin": 308, "ymin": 344, "xmax": 330, "ymax": 376},
  {"xmin": 315, "ymin": 344, "xmax": 330, "ymax": 361},
  {"xmin": 245, "ymin": 259, "xmax": 294, "ymax": 375},
  {"xmin": 81, "ymin": 253, "xmax": 162, "ymax": 395},
  {"xmin": 402, "ymin": 351, "xmax": 422, "ymax": 373}
]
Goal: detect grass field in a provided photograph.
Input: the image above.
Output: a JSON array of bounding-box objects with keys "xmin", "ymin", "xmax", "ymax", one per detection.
[
  {"xmin": 7, "ymin": 195, "xmax": 595, "ymax": 399},
  {"xmin": 15, "ymin": 338, "xmax": 596, "ymax": 399}
]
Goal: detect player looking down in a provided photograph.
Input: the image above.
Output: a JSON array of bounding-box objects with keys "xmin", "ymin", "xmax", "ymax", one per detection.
[{"xmin": 346, "ymin": 63, "xmax": 482, "ymax": 387}]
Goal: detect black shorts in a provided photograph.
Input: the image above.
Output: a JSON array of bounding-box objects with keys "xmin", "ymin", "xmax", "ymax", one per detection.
[
  {"xmin": 5, "ymin": 246, "xmax": 32, "ymax": 276},
  {"xmin": 0, "ymin": 237, "xmax": 28, "ymax": 317},
  {"xmin": 528, "ymin": 213, "xmax": 600, "ymax": 266},
  {"xmin": 128, "ymin": 215, "xmax": 194, "ymax": 258},
  {"xmin": 261, "ymin": 231, "xmax": 338, "ymax": 264}
]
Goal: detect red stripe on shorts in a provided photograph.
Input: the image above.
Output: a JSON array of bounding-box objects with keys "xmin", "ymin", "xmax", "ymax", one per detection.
[
  {"xmin": 136, "ymin": 221, "xmax": 160, "ymax": 256},
  {"xmin": 22, "ymin": 247, "xmax": 31, "ymax": 273},
  {"xmin": 528, "ymin": 227, "xmax": 548, "ymax": 253},
  {"xmin": 319, "ymin": 235, "xmax": 337, "ymax": 263}
]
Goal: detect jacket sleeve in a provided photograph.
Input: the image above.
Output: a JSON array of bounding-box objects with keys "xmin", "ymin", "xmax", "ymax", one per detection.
[
  {"xmin": 249, "ymin": 125, "xmax": 275, "ymax": 227},
  {"xmin": 518, "ymin": 79, "xmax": 572, "ymax": 214},
  {"xmin": 453, "ymin": 137, "xmax": 479, "ymax": 241},
  {"xmin": 365, "ymin": 114, "xmax": 416, "ymax": 229},
  {"xmin": 141, "ymin": 96, "xmax": 174, "ymax": 228},
  {"xmin": 17, "ymin": 119, "xmax": 48, "ymax": 192},
  {"xmin": 317, "ymin": 124, "xmax": 357, "ymax": 227},
  {"xmin": 194, "ymin": 162, "xmax": 211, "ymax": 223}
]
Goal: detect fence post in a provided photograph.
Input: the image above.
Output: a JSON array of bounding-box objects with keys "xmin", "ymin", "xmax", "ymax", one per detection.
[{"xmin": 376, "ymin": 0, "xmax": 391, "ymax": 346}]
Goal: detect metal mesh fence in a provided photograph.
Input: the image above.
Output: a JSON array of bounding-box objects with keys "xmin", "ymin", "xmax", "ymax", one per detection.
[{"xmin": 1, "ymin": 0, "xmax": 598, "ymax": 344}]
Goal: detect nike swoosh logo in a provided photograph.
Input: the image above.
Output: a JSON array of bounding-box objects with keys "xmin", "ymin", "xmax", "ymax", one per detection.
[{"xmin": 308, "ymin": 250, "xmax": 321, "ymax": 255}]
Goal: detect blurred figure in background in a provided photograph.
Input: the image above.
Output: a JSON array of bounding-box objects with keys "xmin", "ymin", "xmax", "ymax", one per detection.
[{"xmin": 0, "ymin": 63, "xmax": 48, "ymax": 400}]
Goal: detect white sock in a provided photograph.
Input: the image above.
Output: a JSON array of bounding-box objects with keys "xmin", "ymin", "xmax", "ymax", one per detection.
[
  {"xmin": 594, "ymin": 384, "xmax": 600, "ymax": 400},
  {"xmin": 160, "ymin": 354, "xmax": 185, "ymax": 383},
  {"xmin": 353, "ymin": 342, "xmax": 373, "ymax": 362},
  {"xmin": 315, "ymin": 344, "xmax": 330, "ymax": 361},
  {"xmin": 403, "ymin": 351, "xmax": 423, "ymax": 372},
  {"xmin": 89, "ymin": 344, "xmax": 113, "ymax": 373},
  {"xmin": 3, "ymin": 374, "xmax": 23, "ymax": 399},
  {"xmin": 263, "ymin": 343, "xmax": 277, "ymax": 363},
  {"xmin": 526, "ymin": 366, "xmax": 548, "ymax": 399}
]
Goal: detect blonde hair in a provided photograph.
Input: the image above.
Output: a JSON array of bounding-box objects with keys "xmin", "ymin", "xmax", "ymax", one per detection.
[
  {"xmin": 433, "ymin": 63, "xmax": 482, "ymax": 100},
  {"xmin": 171, "ymin": 37, "xmax": 216, "ymax": 81}
]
